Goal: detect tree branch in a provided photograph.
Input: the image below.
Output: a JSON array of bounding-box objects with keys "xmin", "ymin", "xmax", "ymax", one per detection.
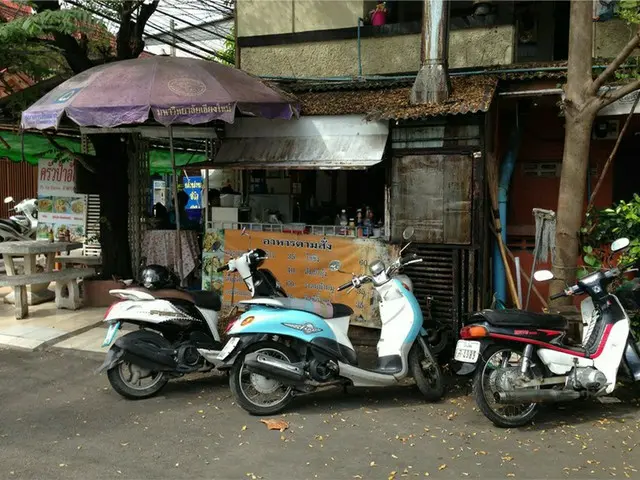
[
  {"xmin": 42, "ymin": 131, "xmax": 97, "ymax": 173},
  {"xmin": 34, "ymin": 1, "xmax": 93, "ymax": 74},
  {"xmin": 597, "ymin": 78, "xmax": 640, "ymax": 109},
  {"xmin": 131, "ymin": 0, "xmax": 159, "ymax": 58},
  {"xmin": 589, "ymin": 26, "xmax": 640, "ymax": 96}
]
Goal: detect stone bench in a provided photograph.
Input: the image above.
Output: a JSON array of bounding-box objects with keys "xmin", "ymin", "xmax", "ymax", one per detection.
[{"xmin": 0, "ymin": 267, "xmax": 96, "ymax": 319}]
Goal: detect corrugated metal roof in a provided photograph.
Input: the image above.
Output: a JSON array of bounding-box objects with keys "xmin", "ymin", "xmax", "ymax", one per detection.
[{"xmin": 294, "ymin": 75, "xmax": 497, "ymax": 120}]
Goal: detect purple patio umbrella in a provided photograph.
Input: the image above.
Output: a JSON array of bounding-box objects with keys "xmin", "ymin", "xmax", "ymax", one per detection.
[
  {"xmin": 21, "ymin": 56, "xmax": 299, "ymax": 130},
  {"xmin": 21, "ymin": 57, "xmax": 299, "ymax": 284}
]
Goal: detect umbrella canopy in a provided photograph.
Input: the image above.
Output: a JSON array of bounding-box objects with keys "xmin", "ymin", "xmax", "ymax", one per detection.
[{"xmin": 21, "ymin": 56, "xmax": 299, "ymax": 130}]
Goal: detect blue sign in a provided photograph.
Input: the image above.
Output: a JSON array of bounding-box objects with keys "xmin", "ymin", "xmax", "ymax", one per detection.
[
  {"xmin": 52, "ymin": 88, "xmax": 82, "ymax": 104},
  {"xmin": 183, "ymin": 176, "xmax": 203, "ymax": 210}
]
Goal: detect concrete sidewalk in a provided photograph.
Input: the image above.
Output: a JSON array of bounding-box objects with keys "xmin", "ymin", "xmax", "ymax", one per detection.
[{"xmin": 0, "ymin": 286, "xmax": 104, "ymax": 351}]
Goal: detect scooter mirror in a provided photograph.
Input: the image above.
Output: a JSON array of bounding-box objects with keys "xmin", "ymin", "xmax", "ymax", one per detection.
[
  {"xmin": 533, "ymin": 269, "xmax": 554, "ymax": 282},
  {"xmin": 402, "ymin": 226, "xmax": 415, "ymax": 241},
  {"xmin": 212, "ymin": 240, "xmax": 222, "ymax": 252},
  {"xmin": 611, "ymin": 237, "xmax": 630, "ymax": 253},
  {"xmin": 328, "ymin": 260, "xmax": 341, "ymax": 272},
  {"xmin": 3, "ymin": 196, "xmax": 13, "ymax": 204}
]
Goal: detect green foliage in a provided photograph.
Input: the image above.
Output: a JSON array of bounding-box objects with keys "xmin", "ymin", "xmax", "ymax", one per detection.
[
  {"xmin": 0, "ymin": 7, "xmax": 99, "ymax": 41},
  {"xmin": 581, "ymin": 196, "xmax": 640, "ymax": 337},
  {"xmin": 212, "ymin": 25, "xmax": 235, "ymax": 66},
  {"xmin": 619, "ymin": 0, "xmax": 640, "ymax": 24}
]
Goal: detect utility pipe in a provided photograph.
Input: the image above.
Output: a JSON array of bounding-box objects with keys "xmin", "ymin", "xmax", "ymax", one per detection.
[{"xmin": 493, "ymin": 121, "xmax": 521, "ymax": 304}]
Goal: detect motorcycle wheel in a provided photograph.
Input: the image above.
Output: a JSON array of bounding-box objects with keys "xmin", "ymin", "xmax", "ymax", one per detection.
[
  {"xmin": 409, "ymin": 342, "xmax": 445, "ymax": 401},
  {"xmin": 472, "ymin": 344, "xmax": 539, "ymax": 428},
  {"xmin": 230, "ymin": 340, "xmax": 299, "ymax": 416},
  {"xmin": 106, "ymin": 332, "xmax": 170, "ymax": 400}
]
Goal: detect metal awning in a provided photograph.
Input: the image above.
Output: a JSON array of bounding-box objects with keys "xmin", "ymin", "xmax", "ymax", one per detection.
[{"xmin": 213, "ymin": 115, "xmax": 389, "ymax": 170}]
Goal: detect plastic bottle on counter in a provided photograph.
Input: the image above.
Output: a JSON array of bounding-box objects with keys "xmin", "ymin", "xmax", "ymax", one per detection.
[
  {"xmin": 349, "ymin": 218, "xmax": 355, "ymax": 237},
  {"xmin": 363, "ymin": 206, "xmax": 372, "ymax": 237},
  {"xmin": 356, "ymin": 209, "xmax": 363, "ymax": 226},
  {"xmin": 339, "ymin": 209, "xmax": 348, "ymax": 235}
]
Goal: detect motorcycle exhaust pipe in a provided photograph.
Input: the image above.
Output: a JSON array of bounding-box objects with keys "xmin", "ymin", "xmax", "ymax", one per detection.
[
  {"xmin": 116, "ymin": 339, "xmax": 178, "ymax": 372},
  {"xmin": 495, "ymin": 389, "xmax": 585, "ymax": 404},
  {"xmin": 244, "ymin": 352, "xmax": 305, "ymax": 384}
]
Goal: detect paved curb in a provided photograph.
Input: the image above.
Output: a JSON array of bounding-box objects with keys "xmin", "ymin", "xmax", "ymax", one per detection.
[{"xmin": 37, "ymin": 319, "xmax": 104, "ymax": 351}]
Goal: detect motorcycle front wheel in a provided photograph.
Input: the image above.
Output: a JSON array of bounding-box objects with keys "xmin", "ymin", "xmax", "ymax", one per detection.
[
  {"xmin": 409, "ymin": 342, "xmax": 445, "ymax": 401},
  {"xmin": 229, "ymin": 340, "xmax": 299, "ymax": 416},
  {"xmin": 472, "ymin": 344, "xmax": 539, "ymax": 428}
]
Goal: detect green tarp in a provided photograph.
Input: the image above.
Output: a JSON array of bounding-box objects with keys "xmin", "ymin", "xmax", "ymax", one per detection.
[{"xmin": 0, "ymin": 131, "xmax": 206, "ymax": 174}]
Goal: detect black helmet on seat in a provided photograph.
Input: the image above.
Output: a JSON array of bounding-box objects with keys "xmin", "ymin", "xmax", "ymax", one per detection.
[{"xmin": 140, "ymin": 264, "xmax": 179, "ymax": 290}]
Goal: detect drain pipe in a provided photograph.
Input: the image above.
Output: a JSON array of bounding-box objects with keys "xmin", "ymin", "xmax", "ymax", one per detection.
[
  {"xmin": 493, "ymin": 113, "xmax": 521, "ymax": 304},
  {"xmin": 357, "ymin": 17, "xmax": 364, "ymax": 77}
]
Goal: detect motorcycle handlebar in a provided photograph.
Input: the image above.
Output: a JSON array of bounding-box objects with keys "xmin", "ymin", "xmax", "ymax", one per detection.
[
  {"xmin": 549, "ymin": 291, "xmax": 565, "ymax": 300},
  {"xmin": 337, "ymin": 281, "xmax": 353, "ymax": 292},
  {"xmin": 217, "ymin": 264, "xmax": 230, "ymax": 273}
]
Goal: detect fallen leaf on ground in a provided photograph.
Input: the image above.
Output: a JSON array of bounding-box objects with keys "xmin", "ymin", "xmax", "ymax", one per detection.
[
  {"xmin": 370, "ymin": 461, "xmax": 376, "ymax": 467},
  {"xmin": 260, "ymin": 419, "xmax": 289, "ymax": 432},
  {"xmin": 241, "ymin": 425, "xmax": 247, "ymax": 431},
  {"xmin": 439, "ymin": 465, "xmax": 447, "ymax": 471}
]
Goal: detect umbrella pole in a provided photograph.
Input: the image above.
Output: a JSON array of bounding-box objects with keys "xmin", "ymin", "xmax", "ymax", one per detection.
[{"xmin": 169, "ymin": 126, "xmax": 184, "ymax": 286}]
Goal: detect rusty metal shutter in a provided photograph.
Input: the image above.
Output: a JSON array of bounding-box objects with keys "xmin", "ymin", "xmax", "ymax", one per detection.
[
  {"xmin": 403, "ymin": 245, "xmax": 456, "ymax": 324},
  {"xmin": 391, "ymin": 154, "xmax": 473, "ymax": 244}
]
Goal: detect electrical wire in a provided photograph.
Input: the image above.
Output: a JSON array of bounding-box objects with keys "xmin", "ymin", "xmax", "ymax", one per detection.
[
  {"xmin": 64, "ymin": 0, "xmax": 228, "ymax": 60},
  {"xmin": 154, "ymin": 7, "xmax": 230, "ymax": 42}
]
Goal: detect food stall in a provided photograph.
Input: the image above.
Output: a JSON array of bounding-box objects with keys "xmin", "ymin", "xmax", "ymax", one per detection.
[{"xmin": 200, "ymin": 114, "xmax": 397, "ymax": 329}]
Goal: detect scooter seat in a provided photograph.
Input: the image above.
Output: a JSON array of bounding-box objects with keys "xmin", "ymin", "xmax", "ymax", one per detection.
[
  {"xmin": 240, "ymin": 297, "xmax": 353, "ymax": 319},
  {"xmin": 190, "ymin": 290, "xmax": 222, "ymax": 312},
  {"xmin": 474, "ymin": 309, "xmax": 568, "ymax": 330}
]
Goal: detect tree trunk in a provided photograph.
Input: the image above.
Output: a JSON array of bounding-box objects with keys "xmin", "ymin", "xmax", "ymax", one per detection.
[
  {"xmin": 90, "ymin": 134, "xmax": 132, "ymax": 279},
  {"xmin": 551, "ymin": 108, "xmax": 596, "ymax": 302},
  {"xmin": 549, "ymin": 0, "xmax": 595, "ymax": 302}
]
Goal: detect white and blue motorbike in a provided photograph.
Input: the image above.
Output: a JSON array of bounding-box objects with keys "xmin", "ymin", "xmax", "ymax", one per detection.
[{"xmin": 208, "ymin": 228, "xmax": 445, "ymax": 415}]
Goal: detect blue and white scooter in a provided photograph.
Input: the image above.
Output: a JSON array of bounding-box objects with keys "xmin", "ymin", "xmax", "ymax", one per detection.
[{"xmin": 210, "ymin": 227, "xmax": 445, "ymax": 415}]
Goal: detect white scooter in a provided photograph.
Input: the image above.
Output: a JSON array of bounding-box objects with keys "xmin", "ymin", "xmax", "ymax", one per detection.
[
  {"xmin": 211, "ymin": 227, "xmax": 445, "ymax": 416},
  {"xmin": 0, "ymin": 196, "xmax": 38, "ymax": 241},
  {"xmin": 98, "ymin": 242, "xmax": 287, "ymax": 400},
  {"xmin": 455, "ymin": 237, "xmax": 640, "ymax": 428}
]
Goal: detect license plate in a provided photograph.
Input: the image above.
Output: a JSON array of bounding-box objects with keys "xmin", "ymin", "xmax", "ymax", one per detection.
[
  {"xmin": 217, "ymin": 337, "xmax": 240, "ymax": 361},
  {"xmin": 102, "ymin": 322, "xmax": 121, "ymax": 347},
  {"xmin": 454, "ymin": 340, "xmax": 481, "ymax": 363}
]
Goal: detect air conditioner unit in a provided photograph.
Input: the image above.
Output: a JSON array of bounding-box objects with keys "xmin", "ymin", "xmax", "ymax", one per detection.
[{"xmin": 592, "ymin": 119, "xmax": 620, "ymax": 140}]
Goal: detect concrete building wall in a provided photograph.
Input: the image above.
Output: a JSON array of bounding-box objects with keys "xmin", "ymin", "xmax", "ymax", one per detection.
[
  {"xmin": 237, "ymin": 0, "xmax": 365, "ymax": 37},
  {"xmin": 240, "ymin": 26, "xmax": 515, "ymax": 77},
  {"xmin": 594, "ymin": 19, "xmax": 640, "ymax": 59}
]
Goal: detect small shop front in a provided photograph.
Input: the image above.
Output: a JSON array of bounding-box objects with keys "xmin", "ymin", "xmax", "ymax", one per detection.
[{"xmin": 200, "ymin": 114, "xmax": 397, "ymax": 329}]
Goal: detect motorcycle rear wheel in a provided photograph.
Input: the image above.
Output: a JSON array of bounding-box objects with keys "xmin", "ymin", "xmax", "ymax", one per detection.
[
  {"xmin": 106, "ymin": 331, "xmax": 170, "ymax": 400},
  {"xmin": 230, "ymin": 340, "xmax": 299, "ymax": 416},
  {"xmin": 472, "ymin": 344, "xmax": 539, "ymax": 428}
]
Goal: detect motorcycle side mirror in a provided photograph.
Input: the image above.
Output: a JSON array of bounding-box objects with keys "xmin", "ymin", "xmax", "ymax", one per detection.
[
  {"xmin": 533, "ymin": 269, "xmax": 554, "ymax": 282},
  {"xmin": 402, "ymin": 226, "xmax": 415, "ymax": 241},
  {"xmin": 328, "ymin": 260, "xmax": 341, "ymax": 272},
  {"xmin": 400, "ymin": 226, "xmax": 415, "ymax": 254},
  {"xmin": 212, "ymin": 240, "xmax": 222, "ymax": 252},
  {"xmin": 4, "ymin": 196, "xmax": 13, "ymax": 204},
  {"xmin": 611, "ymin": 237, "xmax": 630, "ymax": 253}
]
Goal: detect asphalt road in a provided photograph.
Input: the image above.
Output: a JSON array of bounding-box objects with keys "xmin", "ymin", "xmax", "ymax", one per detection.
[{"xmin": 1, "ymin": 347, "xmax": 639, "ymax": 480}]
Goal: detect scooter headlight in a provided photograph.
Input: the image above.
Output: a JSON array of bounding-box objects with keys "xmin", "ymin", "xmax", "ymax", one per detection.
[{"xmin": 370, "ymin": 260, "xmax": 385, "ymax": 277}]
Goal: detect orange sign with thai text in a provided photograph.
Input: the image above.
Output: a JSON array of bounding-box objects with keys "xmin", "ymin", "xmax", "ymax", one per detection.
[{"xmin": 220, "ymin": 230, "xmax": 395, "ymax": 328}]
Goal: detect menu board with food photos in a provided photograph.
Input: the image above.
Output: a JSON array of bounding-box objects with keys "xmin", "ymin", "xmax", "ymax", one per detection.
[{"xmin": 36, "ymin": 159, "xmax": 87, "ymax": 242}]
